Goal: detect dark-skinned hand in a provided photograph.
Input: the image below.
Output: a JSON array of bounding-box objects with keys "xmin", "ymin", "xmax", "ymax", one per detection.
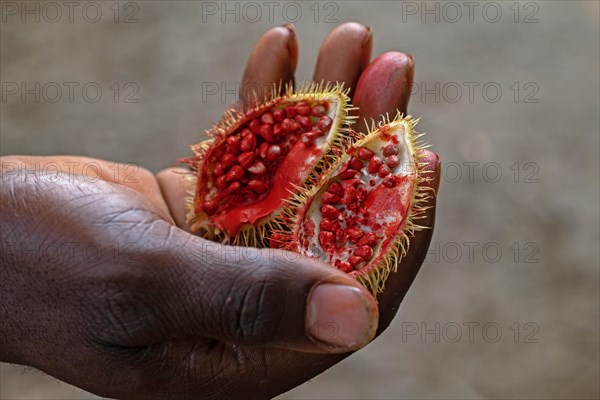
[{"xmin": 1, "ymin": 23, "xmax": 440, "ymax": 399}]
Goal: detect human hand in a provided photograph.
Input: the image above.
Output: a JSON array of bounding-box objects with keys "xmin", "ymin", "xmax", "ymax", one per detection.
[
  {"xmin": 0, "ymin": 154, "xmax": 377, "ymax": 399},
  {"xmin": 158, "ymin": 22, "xmax": 441, "ymax": 334},
  {"xmin": 0, "ymin": 23, "xmax": 440, "ymax": 400}
]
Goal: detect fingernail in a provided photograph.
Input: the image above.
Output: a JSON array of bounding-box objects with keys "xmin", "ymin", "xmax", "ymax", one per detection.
[
  {"xmin": 282, "ymin": 23, "xmax": 298, "ymax": 74},
  {"xmin": 307, "ymin": 283, "xmax": 377, "ymax": 349},
  {"xmin": 362, "ymin": 25, "xmax": 373, "ymax": 47},
  {"xmin": 282, "ymin": 23, "xmax": 295, "ymax": 39}
]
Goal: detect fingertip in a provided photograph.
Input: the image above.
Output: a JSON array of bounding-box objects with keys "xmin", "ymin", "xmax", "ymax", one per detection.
[
  {"xmin": 156, "ymin": 167, "xmax": 191, "ymax": 190},
  {"xmin": 354, "ymin": 51, "xmax": 415, "ymax": 130},
  {"xmin": 313, "ymin": 22, "xmax": 373, "ymax": 94},
  {"xmin": 156, "ymin": 167, "xmax": 194, "ymax": 229},
  {"xmin": 241, "ymin": 25, "xmax": 298, "ymax": 104},
  {"xmin": 265, "ymin": 248, "xmax": 379, "ymax": 353},
  {"xmin": 307, "ymin": 282, "xmax": 378, "ymax": 352}
]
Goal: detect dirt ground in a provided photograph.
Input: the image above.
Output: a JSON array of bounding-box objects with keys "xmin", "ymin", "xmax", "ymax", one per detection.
[{"xmin": 1, "ymin": 1, "xmax": 598, "ymax": 399}]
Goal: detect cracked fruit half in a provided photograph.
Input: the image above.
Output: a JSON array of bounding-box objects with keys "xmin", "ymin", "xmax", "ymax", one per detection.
[
  {"xmin": 181, "ymin": 83, "xmax": 355, "ymax": 246},
  {"xmin": 271, "ymin": 113, "xmax": 430, "ymax": 293}
]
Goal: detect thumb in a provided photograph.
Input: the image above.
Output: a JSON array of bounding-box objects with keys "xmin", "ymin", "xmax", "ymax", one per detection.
[{"xmin": 156, "ymin": 230, "xmax": 379, "ymax": 354}]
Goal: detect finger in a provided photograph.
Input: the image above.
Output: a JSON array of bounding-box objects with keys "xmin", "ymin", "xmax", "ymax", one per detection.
[
  {"xmin": 240, "ymin": 24, "xmax": 298, "ymax": 106},
  {"xmin": 153, "ymin": 231, "xmax": 379, "ymax": 354},
  {"xmin": 353, "ymin": 51, "xmax": 415, "ymax": 132},
  {"xmin": 376, "ymin": 149, "xmax": 441, "ymax": 332},
  {"xmin": 312, "ymin": 22, "xmax": 372, "ymax": 95},
  {"xmin": 156, "ymin": 167, "xmax": 193, "ymax": 230}
]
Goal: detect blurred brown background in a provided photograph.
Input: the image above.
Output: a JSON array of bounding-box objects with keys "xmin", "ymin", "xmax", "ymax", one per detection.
[{"xmin": 1, "ymin": 1, "xmax": 598, "ymax": 399}]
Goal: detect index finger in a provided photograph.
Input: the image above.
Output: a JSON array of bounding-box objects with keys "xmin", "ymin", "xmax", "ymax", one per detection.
[{"xmin": 240, "ymin": 24, "xmax": 298, "ymax": 106}]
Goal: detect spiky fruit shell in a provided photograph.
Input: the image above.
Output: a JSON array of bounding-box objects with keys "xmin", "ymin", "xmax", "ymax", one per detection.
[
  {"xmin": 182, "ymin": 82, "xmax": 356, "ymax": 247},
  {"xmin": 272, "ymin": 113, "xmax": 431, "ymax": 294}
]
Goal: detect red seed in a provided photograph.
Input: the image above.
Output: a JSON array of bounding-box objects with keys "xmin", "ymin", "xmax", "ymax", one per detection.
[
  {"xmin": 249, "ymin": 119, "xmax": 261, "ymax": 134},
  {"xmin": 289, "ymin": 135, "xmax": 298, "ymax": 144},
  {"xmin": 340, "ymin": 169, "xmax": 360, "ymax": 180},
  {"xmin": 295, "ymin": 114, "xmax": 312, "ymax": 129},
  {"xmin": 281, "ymin": 118, "xmax": 301, "ymax": 133},
  {"xmin": 258, "ymin": 124, "xmax": 274, "ymax": 142},
  {"xmin": 240, "ymin": 133, "xmax": 257, "ymax": 152},
  {"xmin": 225, "ymin": 181, "xmax": 241, "ymax": 195},
  {"xmin": 247, "ymin": 160, "xmax": 266, "ymax": 175},
  {"xmin": 222, "ymin": 153, "xmax": 237, "ymax": 169},
  {"xmin": 300, "ymin": 132, "xmax": 317, "ymax": 146},
  {"xmin": 295, "ymin": 101, "xmax": 311, "ymax": 116},
  {"xmin": 321, "ymin": 204, "xmax": 340, "ymax": 219},
  {"xmin": 343, "ymin": 185, "xmax": 358, "ymax": 205},
  {"xmin": 260, "ymin": 112, "xmax": 274, "ymax": 125},
  {"xmin": 226, "ymin": 165, "xmax": 244, "ymax": 182},
  {"xmin": 273, "ymin": 124, "xmax": 282, "ymax": 136},
  {"xmin": 378, "ymin": 164, "xmax": 391, "ymax": 178},
  {"xmin": 285, "ymin": 106, "xmax": 297, "ymax": 118},
  {"xmin": 216, "ymin": 175, "xmax": 227, "ymax": 189},
  {"xmin": 266, "ymin": 144, "xmax": 282, "ymax": 161},
  {"xmin": 346, "ymin": 227, "xmax": 364, "ymax": 243},
  {"xmin": 368, "ymin": 156, "xmax": 382, "ymax": 174},
  {"xmin": 273, "ymin": 109, "xmax": 285, "ymax": 122},
  {"xmin": 382, "ymin": 175, "xmax": 397, "ymax": 188},
  {"xmin": 311, "ymin": 104, "xmax": 327, "ymax": 117},
  {"xmin": 213, "ymin": 163, "xmax": 224, "ymax": 177},
  {"xmin": 354, "ymin": 245, "xmax": 373, "ymax": 260},
  {"xmin": 319, "ymin": 217, "xmax": 338, "ymax": 232},
  {"xmin": 386, "ymin": 155, "xmax": 400, "ymax": 169},
  {"xmin": 318, "ymin": 116, "xmax": 333, "ymax": 131},
  {"xmin": 259, "ymin": 142, "xmax": 269, "ymax": 159},
  {"xmin": 343, "ymin": 178, "xmax": 363, "ymax": 189},
  {"xmin": 202, "ymin": 199, "xmax": 218, "ymax": 214},
  {"xmin": 240, "ymin": 128, "xmax": 252, "ymax": 137},
  {"xmin": 327, "ymin": 182, "xmax": 344, "ymax": 197},
  {"xmin": 348, "ymin": 157, "xmax": 364, "ymax": 170},
  {"xmin": 322, "ymin": 192, "xmax": 341, "ymax": 204},
  {"xmin": 348, "ymin": 255, "xmax": 365, "ymax": 268},
  {"xmin": 248, "ymin": 179, "xmax": 267, "ymax": 193},
  {"xmin": 237, "ymin": 151, "xmax": 254, "ymax": 168},
  {"xmin": 383, "ymin": 143, "xmax": 399, "ymax": 157},
  {"xmin": 338, "ymin": 261, "xmax": 353, "ymax": 273},
  {"xmin": 357, "ymin": 147, "xmax": 375, "ymax": 160},
  {"xmin": 291, "ymin": 121, "xmax": 302, "ymax": 132},
  {"xmin": 357, "ymin": 232, "xmax": 378, "ymax": 247},
  {"xmin": 226, "ymin": 136, "xmax": 241, "ymax": 154},
  {"xmin": 318, "ymin": 231, "xmax": 335, "ymax": 248}
]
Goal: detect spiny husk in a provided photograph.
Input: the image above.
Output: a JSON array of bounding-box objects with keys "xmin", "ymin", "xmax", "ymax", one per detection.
[
  {"xmin": 273, "ymin": 112, "xmax": 432, "ymax": 294},
  {"xmin": 183, "ymin": 81, "xmax": 358, "ymax": 247}
]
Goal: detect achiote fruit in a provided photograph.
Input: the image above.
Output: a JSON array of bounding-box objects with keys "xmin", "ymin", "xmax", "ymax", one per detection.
[
  {"xmin": 181, "ymin": 83, "xmax": 355, "ymax": 247},
  {"xmin": 183, "ymin": 84, "xmax": 429, "ymax": 294},
  {"xmin": 271, "ymin": 113, "xmax": 430, "ymax": 293}
]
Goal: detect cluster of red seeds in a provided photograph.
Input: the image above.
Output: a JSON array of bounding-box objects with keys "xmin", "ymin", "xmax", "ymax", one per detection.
[
  {"xmin": 202, "ymin": 100, "xmax": 334, "ymax": 214},
  {"xmin": 317, "ymin": 142, "xmax": 402, "ymax": 272}
]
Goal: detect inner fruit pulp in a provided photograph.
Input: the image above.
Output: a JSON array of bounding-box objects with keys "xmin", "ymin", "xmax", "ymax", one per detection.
[
  {"xmin": 297, "ymin": 124, "xmax": 417, "ymax": 274},
  {"xmin": 199, "ymin": 98, "xmax": 338, "ymax": 236}
]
